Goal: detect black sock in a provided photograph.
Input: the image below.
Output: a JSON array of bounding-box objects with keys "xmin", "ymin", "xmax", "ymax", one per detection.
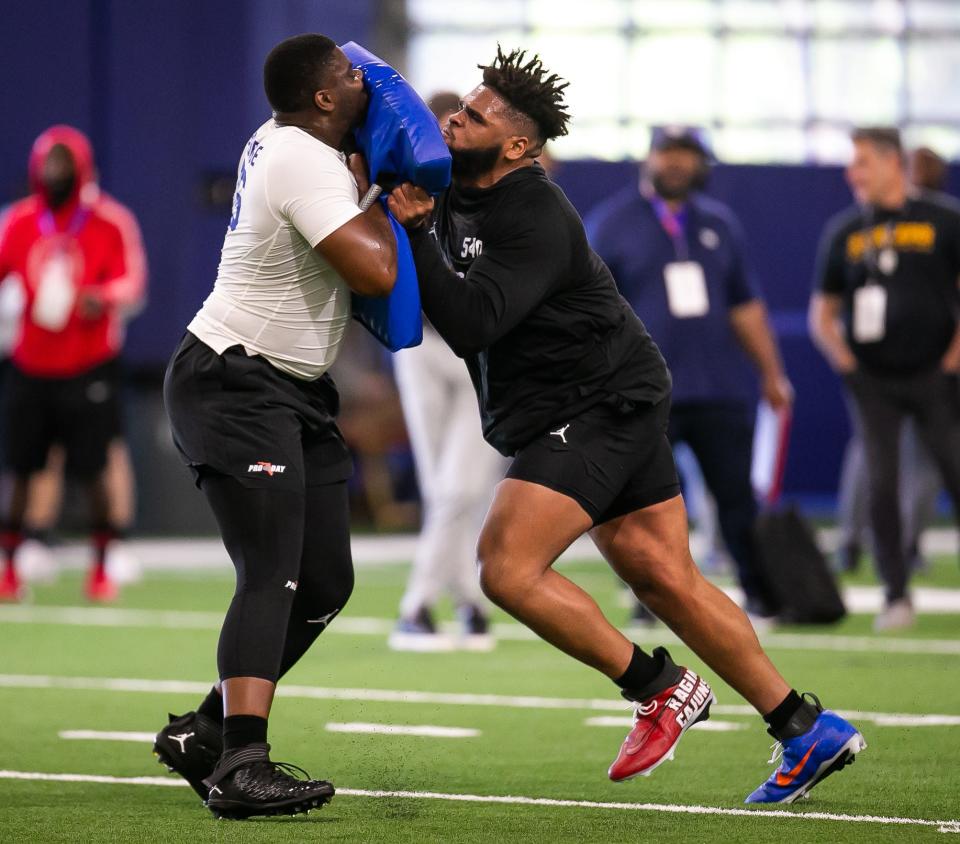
[
  {"xmin": 614, "ymin": 645, "xmax": 681, "ymax": 699},
  {"xmin": 223, "ymin": 714, "xmax": 267, "ymax": 750},
  {"xmin": 197, "ymin": 686, "xmax": 223, "ymax": 724},
  {"xmin": 764, "ymin": 690, "xmax": 819, "ymax": 740}
]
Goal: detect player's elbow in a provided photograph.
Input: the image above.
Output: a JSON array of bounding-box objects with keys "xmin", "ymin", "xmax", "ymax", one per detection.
[{"xmin": 347, "ymin": 255, "xmax": 397, "ymax": 297}]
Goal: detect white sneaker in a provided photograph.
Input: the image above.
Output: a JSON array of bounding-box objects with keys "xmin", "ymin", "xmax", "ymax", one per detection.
[
  {"xmin": 873, "ymin": 598, "xmax": 915, "ymax": 632},
  {"xmin": 104, "ymin": 544, "xmax": 143, "ymax": 585},
  {"xmin": 15, "ymin": 539, "xmax": 58, "ymax": 584},
  {"xmin": 388, "ymin": 608, "xmax": 458, "ymax": 652}
]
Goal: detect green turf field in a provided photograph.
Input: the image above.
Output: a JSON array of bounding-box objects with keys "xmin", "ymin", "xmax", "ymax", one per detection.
[{"xmin": 1, "ymin": 552, "xmax": 958, "ymax": 842}]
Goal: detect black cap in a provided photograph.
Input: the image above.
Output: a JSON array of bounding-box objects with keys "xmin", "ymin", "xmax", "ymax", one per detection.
[{"xmin": 650, "ymin": 125, "xmax": 714, "ymax": 161}]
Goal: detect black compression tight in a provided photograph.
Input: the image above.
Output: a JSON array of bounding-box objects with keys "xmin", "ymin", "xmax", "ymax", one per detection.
[{"xmin": 199, "ymin": 472, "xmax": 354, "ymax": 682}]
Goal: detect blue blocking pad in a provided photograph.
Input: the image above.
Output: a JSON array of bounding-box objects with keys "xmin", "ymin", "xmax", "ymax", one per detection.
[
  {"xmin": 339, "ymin": 41, "xmax": 452, "ymax": 352},
  {"xmin": 340, "ymin": 41, "xmax": 451, "ymax": 193},
  {"xmin": 351, "ymin": 207, "xmax": 421, "ymax": 353}
]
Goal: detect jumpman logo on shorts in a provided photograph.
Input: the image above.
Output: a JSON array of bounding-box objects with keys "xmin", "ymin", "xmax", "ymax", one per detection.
[
  {"xmin": 550, "ymin": 424, "xmax": 570, "ymax": 444},
  {"xmin": 307, "ymin": 608, "xmax": 341, "ymax": 629}
]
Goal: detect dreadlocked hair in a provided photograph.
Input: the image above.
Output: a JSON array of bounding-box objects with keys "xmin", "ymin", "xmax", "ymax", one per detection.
[{"xmin": 478, "ymin": 46, "xmax": 570, "ymax": 142}]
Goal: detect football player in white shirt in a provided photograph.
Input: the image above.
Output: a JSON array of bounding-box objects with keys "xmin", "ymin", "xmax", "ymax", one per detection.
[{"xmin": 156, "ymin": 33, "xmax": 398, "ymax": 819}]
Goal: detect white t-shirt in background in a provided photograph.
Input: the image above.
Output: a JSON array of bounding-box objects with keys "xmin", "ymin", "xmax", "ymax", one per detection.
[{"xmin": 189, "ymin": 120, "xmax": 361, "ymax": 380}]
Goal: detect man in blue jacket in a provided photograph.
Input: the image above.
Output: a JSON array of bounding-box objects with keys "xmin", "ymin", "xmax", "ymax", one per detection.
[{"xmin": 586, "ymin": 127, "xmax": 792, "ymax": 620}]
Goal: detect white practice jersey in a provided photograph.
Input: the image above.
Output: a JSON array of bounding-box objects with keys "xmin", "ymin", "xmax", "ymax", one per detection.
[{"xmin": 189, "ymin": 120, "xmax": 361, "ymax": 380}]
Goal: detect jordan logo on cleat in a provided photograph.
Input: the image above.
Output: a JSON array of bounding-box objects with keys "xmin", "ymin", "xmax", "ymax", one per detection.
[
  {"xmin": 285, "ymin": 580, "xmax": 298, "ymax": 591},
  {"xmin": 550, "ymin": 424, "xmax": 570, "ymax": 444},
  {"xmin": 171, "ymin": 732, "xmax": 194, "ymax": 753},
  {"xmin": 208, "ymin": 785, "xmax": 223, "ymax": 796}
]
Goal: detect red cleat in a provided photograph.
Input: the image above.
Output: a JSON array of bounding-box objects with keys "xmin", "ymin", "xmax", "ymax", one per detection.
[
  {"xmin": 84, "ymin": 567, "xmax": 118, "ymax": 603},
  {"xmin": 608, "ymin": 664, "xmax": 716, "ymax": 782},
  {"xmin": 0, "ymin": 565, "xmax": 23, "ymax": 602}
]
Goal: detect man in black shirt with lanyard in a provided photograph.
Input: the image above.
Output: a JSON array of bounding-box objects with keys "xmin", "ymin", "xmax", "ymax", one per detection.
[
  {"xmin": 389, "ymin": 47, "xmax": 864, "ymax": 804},
  {"xmin": 810, "ymin": 127, "xmax": 960, "ymax": 632}
]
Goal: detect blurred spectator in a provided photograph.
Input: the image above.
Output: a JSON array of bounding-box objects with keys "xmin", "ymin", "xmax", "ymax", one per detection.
[
  {"xmin": 809, "ymin": 127, "xmax": 960, "ymax": 631},
  {"xmin": 388, "ymin": 91, "xmax": 506, "ymax": 651},
  {"xmin": 586, "ymin": 126, "xmax": 791, "ymax": 623},
  {"xmin": 910, "ymin": 147, "xmax": 948, "ymax": 193},
  {"xmin": 0, "ymin": 125, "xmax": 146, "ymax": 602},
  {"xmin": 835, "ymin": 145, "xmax": 951, "ymax": 574}
]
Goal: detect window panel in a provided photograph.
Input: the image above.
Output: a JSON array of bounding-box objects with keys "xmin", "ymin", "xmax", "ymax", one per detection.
[
  {"xmin": 407, "ymin": 0, "xmax": 523, "ymax": 28},
  {"xmin": 810, "ymin": 38, "xmax": 903, "ymax": 123},
  {"xmin": 630, "ymin": 0, "xmax": 718, "ymax": 28},
  {"xmin": 721, "ymin": 0, "xmax": 809, "ymax": 29},
  {"xmin": 907, "ymin": 39, "xmax": 960, "ymax": 121},
  {"xmin": 526, "ymin": 33, "xmax": 628, "ymax": 122},
  {"xmin": 548, "ymin": 122, "xmax": 632, "ymax": 161},
  {"xmin": 406, "ymin": 2, "xmax": 960, "ymax": 165},
  {"xmin": 526, "ymin": 0, "xmax": 628, "ymax": 29},
  {"xmin": 720, "ymin": 37, "xmax": 807, "ymax": 121},
  {"xmin": 811, "ymin": 0, "xmax": 905, "ymax": 34},
  {"xmin": 626, "ymin": 35, "xmax": 718, "ymax": 122},
  {"xmin": 907, "ymin": 0, "xmax": 960, "ymax": 29},
  {"xmin": 903, "ymin": 125, "xmax": 960, "ymax": 160},
  {"xmin": 807, "ymin": 124, "xmax": 855, "ymax": 163},
  {"xmin": 407, "ymin": 32, "xmax": 524, "ymax": 103},
  {"xmin": 713, "ymin": 127, "xmax": 808, "ymax": 163}
]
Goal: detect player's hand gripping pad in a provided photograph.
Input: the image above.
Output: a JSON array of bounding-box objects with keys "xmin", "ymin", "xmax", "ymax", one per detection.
[{"xmin": 341, "ymin": 42, "xmax": 452, "ymax": 352}]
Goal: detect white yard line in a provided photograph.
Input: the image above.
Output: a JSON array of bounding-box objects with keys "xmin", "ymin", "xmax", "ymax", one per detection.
[
  {"xmin": 325, "ymin": 722, "xmax": 479, "ymax": 738},
  {"xmin": 0, "ymin": 770, "xmax": 957, "ymax": 832},
  {"xmin": 3, "ymin": 674, "xmax": 958, "ymax": 727},
  {"xmin": 59, "ymin": 730, "xmax": 156, "ymax": 742},
  {"xmin": 2, "ymin": 604, "xmax": 959, "ymax": 657},
  {"xmin": 31, "ymin": 527, "xmax": 960, "ymax": 570}
]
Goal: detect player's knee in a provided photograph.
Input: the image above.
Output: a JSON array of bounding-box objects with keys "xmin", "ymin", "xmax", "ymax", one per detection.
[
  {"xmin": 477, "ymin": 556, "xmax": 509, "ymax": 606},
  {"xmin": 300, "ymin": 561, "xmax": 355, "ymax": 617}
]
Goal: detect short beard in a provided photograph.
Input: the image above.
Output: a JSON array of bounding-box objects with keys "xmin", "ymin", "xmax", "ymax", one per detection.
[
  {"xmin": 651, "ymin": 172, "xmax": 695, "ymax": 202},
  {"xmin": 450, "ymin": 145, "xmax": 501, "ymax": 182}
]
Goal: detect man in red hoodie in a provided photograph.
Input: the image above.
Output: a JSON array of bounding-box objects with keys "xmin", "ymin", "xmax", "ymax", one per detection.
[{"xmin": 0, "ymin": 125, "xmax": 146, "ymax": 602}]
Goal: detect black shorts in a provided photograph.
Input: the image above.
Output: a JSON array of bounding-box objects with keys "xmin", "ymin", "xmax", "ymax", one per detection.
[
  {"xmin": 163, "ymin": 332, "xmax": 353, "ymax": 489},
  {"xmin": 507, "ymin": 397, "xmax": 680, "ymax": 526},
  {"xmin": 4, "ymin": 358, "xmax": 123, "ymax": 479}
]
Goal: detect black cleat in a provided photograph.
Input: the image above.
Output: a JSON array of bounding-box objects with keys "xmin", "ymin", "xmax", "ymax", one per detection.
[
  {"xmin": 203, "ymin": 743, "xmax": 335, "ymax": 820},
  {"xmin": 153, "ymin": 710, "xmax": 223, "ymax": 800}
]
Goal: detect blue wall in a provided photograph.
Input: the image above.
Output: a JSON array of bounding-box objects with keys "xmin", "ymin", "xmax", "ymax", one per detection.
[
  {"xmin": 0, "ymin": 0, "xmax": 376, "ymax": 370},
  {"xmin": 2, "ymin": 2, "xmax": 957, "ymax": 499}
]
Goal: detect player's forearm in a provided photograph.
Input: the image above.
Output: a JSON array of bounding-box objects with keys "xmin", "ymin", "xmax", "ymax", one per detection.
[{"xmin": 408, "ymin": 227, "xmax": 500, "ymax": 357}]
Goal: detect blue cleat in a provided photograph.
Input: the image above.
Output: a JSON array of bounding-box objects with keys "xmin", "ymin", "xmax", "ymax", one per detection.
[{"xmin": 745, "ymin": 696, "xmax": 866, "ymax": 804}]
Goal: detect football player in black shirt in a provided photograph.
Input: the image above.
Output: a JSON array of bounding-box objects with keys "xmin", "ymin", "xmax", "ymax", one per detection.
[{"xmin": 389, "ymin": 48, "xmax": 864, "ymax": 803}]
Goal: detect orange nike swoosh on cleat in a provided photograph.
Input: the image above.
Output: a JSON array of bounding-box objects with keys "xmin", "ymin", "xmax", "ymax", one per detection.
[{"xmin": 775, "ymin": 741, "xmax": 818, "ymax": 787}]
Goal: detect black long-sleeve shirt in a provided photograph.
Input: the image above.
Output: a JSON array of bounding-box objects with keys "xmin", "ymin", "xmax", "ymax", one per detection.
[{"xmin": 408, "ymin": 163, "xmax": 671, "ymax": 456}]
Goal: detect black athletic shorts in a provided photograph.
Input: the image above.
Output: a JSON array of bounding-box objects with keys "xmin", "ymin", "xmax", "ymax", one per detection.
[
  {"xmin": 506, "ymin": 397, "xmax": 680, "ymax": 526},
  {"xmin": 163, "ymin": 332, "xmax": 352, "ymax": 489},
  {"xmin": 4, "ymin": 357, "xmax": 122, "ymax": 479}
]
